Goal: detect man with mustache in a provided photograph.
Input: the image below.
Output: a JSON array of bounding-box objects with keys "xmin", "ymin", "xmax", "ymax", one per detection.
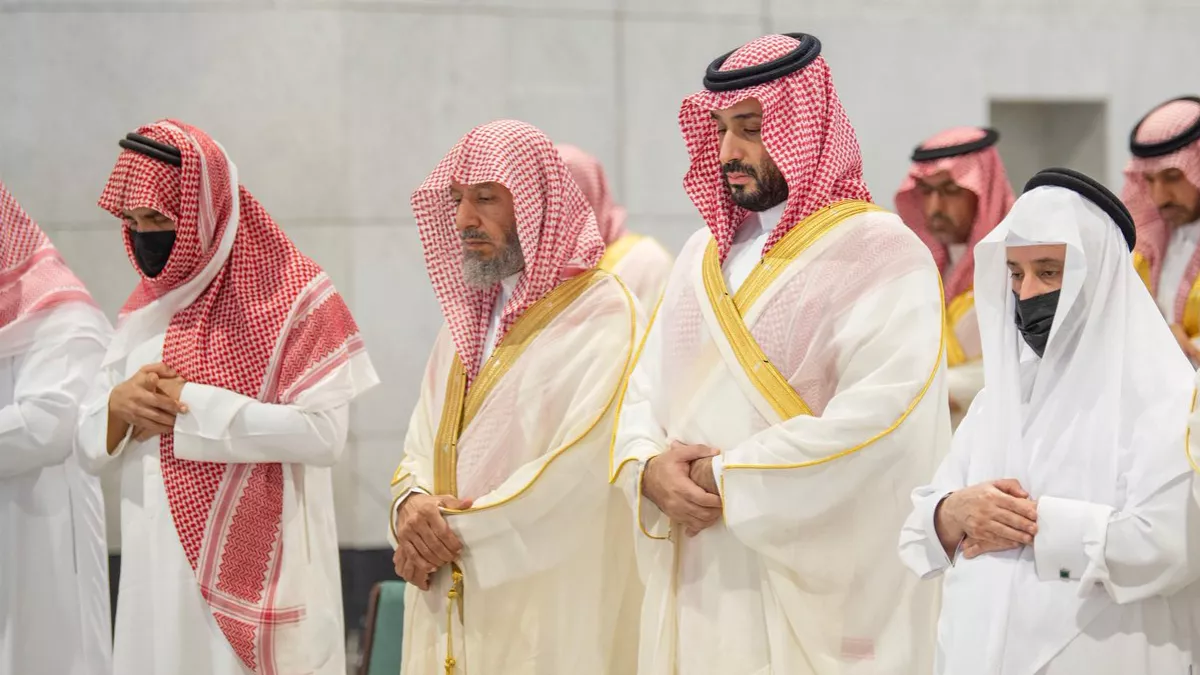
[
  {"xmin": 389, "ymin": 120, "xmax": 640, "ymax": 674},
  {"xmin": 611, "ymin": 33, "xmax": 949, "ymax": 673},
  {"xmin": 895, "ymin": 127, "xmax": 1015, "ymax": 425},
  {"xmin": 1124, "ymin": 96, "xmax": 1200, "ymax": 364}
]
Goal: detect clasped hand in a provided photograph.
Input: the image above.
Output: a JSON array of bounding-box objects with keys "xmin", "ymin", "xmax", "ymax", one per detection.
[
  {"xmin": 641, "ymin": 441, "xmax": 723, "ymax": 537},
  {"xmin": 392, "ymin": 493, "xmax": 473, "ymax": 590},
  {"xmin": 107, "ymin": 362, "xmax": 188, "ymax": 446},
  {"xmin": 936, "ymin": 478, "xmax": 1039, "ymax": 560}
]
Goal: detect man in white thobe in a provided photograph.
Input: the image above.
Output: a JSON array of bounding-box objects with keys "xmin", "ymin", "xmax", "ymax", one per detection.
[
  {"xmin": 77, "ymin": 120, "xmax": 378, "ymax": 675},
  {"xmin": 900, "ymin": 167, "xmax": 1200, "ymax": 674},
  {"xmin": 611, "ymin": 33, "xmax": 948, "ymax": 674},
  {"xmin": 390, "ymin": 120, "xmax": 640, "ymax": 674},
  {"xmin": 0, "ymin": 180, "xmax": 113, "ymax": 675}
]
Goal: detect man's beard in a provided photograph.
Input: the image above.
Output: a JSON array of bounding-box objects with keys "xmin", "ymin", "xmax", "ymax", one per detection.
[
  {"xmin": 462, "ymin": 229, "xmax": 526, "ymax": 288},
  {"xmin": 1158, "ymin": 203, "xmax": 1200, "ymax": 228},
  {"xmin": 723, "ymin": 159, "xmax": 789, "ymax": 212}
]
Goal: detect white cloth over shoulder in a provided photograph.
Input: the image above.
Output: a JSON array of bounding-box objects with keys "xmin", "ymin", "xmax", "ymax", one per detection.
[
  {"xmin": 1, "ymin": 303, "xmax": 112, "ymax": 675},
  {"xmin": 900, "ymin": 185, "xmax": 1200, "ymax": 674},
  {"xmin": 614, "ymin": 207, "xmax": 949, "ymax": 675}
]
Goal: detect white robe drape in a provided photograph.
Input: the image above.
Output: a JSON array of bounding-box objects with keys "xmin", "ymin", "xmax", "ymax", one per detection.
[
  {"xmin": 613, "ymin": 205, "xmax": 950, "ymax": 675},
  {"xmin": 900, "ymin": 185, "xmax": 1200, "ymax": 675},
  {"xmin": 78, "ymin": 331, "xmax": 375, "ymax": 675},
  {"xmin": 0, "ymin": 303, "xmax": 112, "ymax": 675},
  {"xmin": 390, "ymin": 271, "xmax": 641, "ymax": 675}
]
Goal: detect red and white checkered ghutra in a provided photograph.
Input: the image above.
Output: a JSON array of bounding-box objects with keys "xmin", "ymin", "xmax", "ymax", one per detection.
[
  {"xmin": 98, "ymin": 120, "xmax": 366, "ymax": 674},
  {"xmin": 894, "ymin": 127, "xmax": 1015, "ymax": 304},
  {"xmin": 1124, "ymin": 98, "xmax": 1200, "ymax": 322},
  {"xmin": 679, "ymin": 34, "xmax": 872, "ymax": 260},
  {"xmin": 412, "ymin": 120, "xmax": 604, "ymax": 381},
  {"xmin": 0, "ymin": 181, "xmax": 97, "ymax": 330}
]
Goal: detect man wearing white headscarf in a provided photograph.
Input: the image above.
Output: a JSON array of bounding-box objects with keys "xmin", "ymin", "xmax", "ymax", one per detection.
[{"xmin": 900, "ymin": 167, "xmax": 1200, "ymax": 674}]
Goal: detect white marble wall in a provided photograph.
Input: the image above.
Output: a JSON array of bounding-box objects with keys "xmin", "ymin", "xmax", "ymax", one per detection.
[{"xmin": 3, "ymin": 0, "xmax": 1199, "ymax": 547}]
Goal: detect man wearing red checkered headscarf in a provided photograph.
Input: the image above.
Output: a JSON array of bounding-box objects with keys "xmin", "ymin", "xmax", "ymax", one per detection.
[
  {"xmin": 558, "ymin": 143, "xmax": 675, "ymax": 309},
  {"xmin": 0, "ymin": 181, "xmax": 113, "ymax": 675},
  {"xmin": 895, "ymin": 127, "xmax": 1015, "ymax": 423},
  {"xmin": 388, "ymin": 120, "xmax": 640, "ymax": 674},
  {"xmin": 1124, "ymin": 96, "xmax": 1200, "ymax": 366},
  {"xmin": 77, "ymin": 120, "xmax": 378, "ymax": 675},
  {"xmin": 611, "ymin": 33, "xmax": 948, "ymax": 674}
]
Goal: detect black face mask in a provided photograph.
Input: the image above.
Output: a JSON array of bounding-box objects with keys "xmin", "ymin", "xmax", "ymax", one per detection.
[
  {"xmin": 1013, "ymin": 290, "xmax": 1060, "ymax": 358},
  {"xmin": 132, "ymin": 230, "xmax": 176, "ymax": 278}
]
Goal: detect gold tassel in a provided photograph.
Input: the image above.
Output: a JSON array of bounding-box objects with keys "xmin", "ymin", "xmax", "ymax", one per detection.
[{"xmin": 444, "ymin": 567, "xmax": 464, "ymax": 675}]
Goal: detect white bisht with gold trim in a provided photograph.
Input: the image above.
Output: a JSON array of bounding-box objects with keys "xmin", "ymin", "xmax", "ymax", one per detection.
[
  {"xmin": 612, "ymin": 202, "xmax": 951, "ymax": 674},
  {"xmin": 390, "ymin": 269, "xmax": 643, "ymax": 675}
]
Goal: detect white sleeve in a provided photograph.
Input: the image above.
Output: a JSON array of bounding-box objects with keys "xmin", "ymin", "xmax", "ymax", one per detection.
[
  {"xmin": 0, "ymin": 328, "xmax": 108, "ymax": 479},
  {"xmin": 77, "ymin": 365, "xmax": 125, "ymax": 474},
  {"xmin": 898, "ymin": 396, "xmax": 982, "ymax": 579},
  {"xmin": 610, "ymin": 309, "xmax": 671, "ymax": 539},
  {"xmin": 172, "ymin": 382, "xmax": 348, "ymax": 466},
  {"xmin": 1032, "ymin": 470, "xmax": 1200, "ymax": 603}
]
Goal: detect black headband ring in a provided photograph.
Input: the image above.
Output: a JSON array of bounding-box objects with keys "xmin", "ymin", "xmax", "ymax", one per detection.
[
  {"xmin": 703, "ymin": 33, "xmax": 822, "ymax": 92},
  {"xmin": 1129, "ymin": 96, "xmax": 1200, "ymax": 158},
  {"xmin": 118, "ymin": 133, "xmax": 183, "ymax": 167},
  {"xmin": 911, "ymin": 128, "xmax": 1001, "ymax": 163},
  {"xmin": 1023, "ymin": 167, "xmax": 1136, "ymax": 251}
]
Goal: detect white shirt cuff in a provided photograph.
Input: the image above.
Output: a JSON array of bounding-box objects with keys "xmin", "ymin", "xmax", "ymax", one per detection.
[
  {"xmin": 1033, "ymin": 495, "xmax": 1113, "ymax": 583},
  {"xmin": 173, "ymin": 382, "xmax": 251, "ymax": 440},
  {"xmin": 916, "ymin": 489, "xmax": 956, "ymax": 575},
  {"xmin": 109, "ymin": 423, "xmax": 135, "ymax": 458},
  {"xmin": 711, "ymin": 454, "xmax": 724, "ymax": 497}
]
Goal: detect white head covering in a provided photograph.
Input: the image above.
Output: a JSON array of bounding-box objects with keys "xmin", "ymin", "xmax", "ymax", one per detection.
[{"xmin": 948, "ymin": 184, "xmax": 1195, "ymax": 672}]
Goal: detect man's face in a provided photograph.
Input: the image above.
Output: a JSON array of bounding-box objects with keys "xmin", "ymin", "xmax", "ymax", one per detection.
[
  {"xmin": 1142, "ymin": 168, "xmax": 1200, "ymax": 228},
  {"xmin": 450, "ymin": 181, "xmax": 525, "ymax": 288},
  {"xmin": 712, "ymin": 98, "xmax": 788, "ymax": 212},
  {"xmin": 1007, "ymin": 244, "xmax": 1067, "ymax": 300},
  {"xmin": 916, "ymin": 171, "xmax": 978, "ymax": 245},
  {"xmin": 121, "ymin": 207, "xmax": 176, "ymax": 232}
]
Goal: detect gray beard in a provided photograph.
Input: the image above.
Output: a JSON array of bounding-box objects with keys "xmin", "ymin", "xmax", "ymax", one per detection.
[{"xmin": 463, "ymin": 237, "xmax": 526, "ymax": 288}]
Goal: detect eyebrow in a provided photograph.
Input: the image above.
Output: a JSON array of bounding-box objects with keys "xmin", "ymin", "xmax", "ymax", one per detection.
[
  {"xmin": 1007, "ymin": 258, "xmax": 1064, "ymax": 266},
  {"xmin": 710, "ymin": 112, "xmax": 762, "ymax": 121}
]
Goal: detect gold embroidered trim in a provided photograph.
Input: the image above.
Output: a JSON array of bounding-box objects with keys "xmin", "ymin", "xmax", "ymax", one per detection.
[
  {"xmin": 462, "ymin": 269, "xmax": 605, "ymax": 429},
  {"xmin": 456, "ymin": 275, "xmax": 639, "ymax": 514},
  {"xmin": 732, "ymin": 199, "xmax": 883, "ymax": 312},
  {"xmin": 944, "ymin": 289, "xmax": 975, "ymax": 368},
  {"xmin": 433, "ymin": 358, "xmax": 468, "ymax": 496},
  {"xmin": 700, "ymin": 200, "xmax": 879, "ymax": 420},
  {"xmin": 724, "ymin": 276, "xmax": 947, "ymax": 471}
]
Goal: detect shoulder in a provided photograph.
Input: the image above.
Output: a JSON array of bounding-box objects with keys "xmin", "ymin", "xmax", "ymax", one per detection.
[{"xmin": 842, "ymin": 208, "xmax": 937, "ymax": 269}]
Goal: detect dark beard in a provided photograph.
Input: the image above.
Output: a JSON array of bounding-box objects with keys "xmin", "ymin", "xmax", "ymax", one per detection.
[{"xmin": 723, "ymin": 159, "xmax": 789, "ymax": 212}]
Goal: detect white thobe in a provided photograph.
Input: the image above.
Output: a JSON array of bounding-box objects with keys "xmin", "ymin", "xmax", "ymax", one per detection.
[
  {"xmin": 901, "ymin": 347, "xmax": 1199, "ymax": 675},
  {"xmin": 78, "ymin": 331, "xmax": 352, "ymax": 675},
  {"xmin": 0, "ymin": 305, "xmax": 112, "ymax": 675},
  {"xmin": 1156, "ymin": 218, "xmax": 1200, "ymax": 319}
]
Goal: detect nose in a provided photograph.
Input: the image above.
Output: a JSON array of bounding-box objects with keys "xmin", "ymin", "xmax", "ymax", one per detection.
[
  {"xmin": 718, "ymin": 132, "xmax": 745, "ymax": 167},
  {"xmin": 1017, "ymin": 276, "xmax": 1048, "ymax": 301},
  {"xmin": 1149, "ymin": 179, "xmax": 1172, "ymax": 208},
  {"xmin": 924, "ymin": 192, "xmax": 944, "ymax": 219},
  {"xmin": 454, "ymin": 199, "xmax": 479, "ymax": 232}
]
